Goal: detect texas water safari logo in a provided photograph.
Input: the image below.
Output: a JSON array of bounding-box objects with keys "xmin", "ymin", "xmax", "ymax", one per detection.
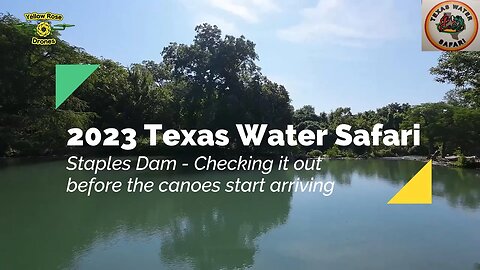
[
  {"xmin": 423, "ymin": 0, "xmax": 480, "ymax": 51},
  {"xmin": 16, "ymin": 12, "xmax": 74, "ymax": 45}
]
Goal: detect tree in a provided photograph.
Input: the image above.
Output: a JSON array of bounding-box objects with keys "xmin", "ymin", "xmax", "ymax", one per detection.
[
  {"xmin": 375, "ymin": 103, "xmax": 411, "ymax": 130},
  {"xmin": 293, "ymin": 105, "xmax": 319, "ymax": 125},
  {"xmin": 328, "ymin": 107, "xmax": 353, "ymax": 129},
  {"xmin": 431, "ymin": 52, "xmax": 480, "ymax": 108},
  {"xmin": 161, "ymin": 23, "xmax": 293, "ymax": 138},
  {"xmin": 403, "ymin": 102, "xmax": 480, "ymax": 156},
  {"xmin": 0, "ymin": 14, "xmax": 94, "ymax": 155}
]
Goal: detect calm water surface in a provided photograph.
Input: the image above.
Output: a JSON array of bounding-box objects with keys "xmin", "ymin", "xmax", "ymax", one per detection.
[{"xmin": 0, "ymin": 159, "xmax": 479, "ymax": 270}]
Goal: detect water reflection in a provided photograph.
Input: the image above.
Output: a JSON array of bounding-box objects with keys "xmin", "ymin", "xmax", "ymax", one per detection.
[
  {"xmin": 317, "ymin": 159, "xmax": 480, "ymax": 209},
  {"xmin": 0, "ymin": 159, "xmax": 479, "ymax": 269},
  {"xmin": 159, "ymin": 191, "xmax": 291, "ymax": 269},
  {"xmin": 0, "ymin": 163, "xmax": 293, "ymax": 269}
]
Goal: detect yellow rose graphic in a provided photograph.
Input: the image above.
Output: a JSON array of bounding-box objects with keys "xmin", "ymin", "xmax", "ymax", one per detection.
[{"xmin": 36, "ymin": 22, "xmax": 51, "ymax": 37}]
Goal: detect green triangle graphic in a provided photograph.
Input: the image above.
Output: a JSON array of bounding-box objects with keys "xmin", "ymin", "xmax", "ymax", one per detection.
[{"xmin": 55, "ymin": 64, "xmax": 99, "ymax": 109}]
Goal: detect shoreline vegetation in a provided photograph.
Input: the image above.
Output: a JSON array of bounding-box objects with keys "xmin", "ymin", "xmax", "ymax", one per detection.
[
  {"xmin": 1, "ymin": 154, "xmax": 478, "ymax": 170},
  {"xmin": 1, "ymin": 14, "xmax": 479, "ymax": 168}
]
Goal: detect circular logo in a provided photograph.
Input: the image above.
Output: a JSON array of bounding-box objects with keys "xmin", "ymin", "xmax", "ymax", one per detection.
[
  {"xmin": 36, "ymin": 22, "xmax": 51, "ymax": 37},
  {"xmin": 425, "ymin": 0, "xmax": 478, "ymax": 51}
]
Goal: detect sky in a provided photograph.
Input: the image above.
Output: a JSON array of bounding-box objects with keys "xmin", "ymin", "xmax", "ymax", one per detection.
[{"xmin": 4, "ymin": 0, "xmax": 452, "ymax": 112}]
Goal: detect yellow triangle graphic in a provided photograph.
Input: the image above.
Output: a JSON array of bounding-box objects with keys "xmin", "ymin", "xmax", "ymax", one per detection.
[{"xmin": 387, "ymin": 160, "xmax": 432, "ymax": 205}]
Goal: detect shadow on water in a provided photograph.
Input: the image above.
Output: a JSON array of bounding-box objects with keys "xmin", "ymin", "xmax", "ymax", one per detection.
[
  {"xmin": 0, "ymin": 158, "xmax": 479, "ymax": 269},
  {"xmin": 0, "ymin": 161, "xmax": 293, "ymax": 270},
  {"xmin": 155, "ymin": 170, "xmax": 294, "ymax": 270}
]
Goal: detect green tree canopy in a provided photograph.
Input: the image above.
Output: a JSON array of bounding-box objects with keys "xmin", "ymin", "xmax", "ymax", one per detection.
[{"xmin": 431, "ymin": 52, "xmax": 480, "ymax": 108}]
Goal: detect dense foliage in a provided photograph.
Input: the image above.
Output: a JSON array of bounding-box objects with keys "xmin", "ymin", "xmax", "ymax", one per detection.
[{"xmin": 0, "ymin": 14, "xmax": 479, "ymax": 159}]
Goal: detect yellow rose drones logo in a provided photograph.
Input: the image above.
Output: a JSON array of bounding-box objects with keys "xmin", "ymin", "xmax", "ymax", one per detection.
[
  {"xmin": 423, "ymin": 0, "xmax": 480, "ymax": 51},
  {"xmin": 16, "ymin": 12, "xmax": 74, "ymax": 45}
]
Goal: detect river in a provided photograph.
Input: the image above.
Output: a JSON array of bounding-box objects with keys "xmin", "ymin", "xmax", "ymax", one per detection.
[{"xmin": 0, "ymin": 159, "xmax": 479, "ymax": 270}]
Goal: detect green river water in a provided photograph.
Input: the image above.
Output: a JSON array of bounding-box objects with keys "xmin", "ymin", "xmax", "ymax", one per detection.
[{"xmin": 0, "ymin": 159, "xmax": 479, "ymax": 270}]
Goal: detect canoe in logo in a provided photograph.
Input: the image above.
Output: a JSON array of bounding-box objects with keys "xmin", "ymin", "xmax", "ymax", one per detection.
[{"xmin": 424, "ymin": 0, "xmax": 479, "ymax": 51}]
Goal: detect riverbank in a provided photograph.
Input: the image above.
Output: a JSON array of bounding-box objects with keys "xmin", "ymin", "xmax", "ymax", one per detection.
[
  {"xmin": 2, "ymin": 152, "xmax": 479, "ymax": 170},
  {"xmin": 380, "ymin": 155, "xmax": 480, "ymax": 169}
]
